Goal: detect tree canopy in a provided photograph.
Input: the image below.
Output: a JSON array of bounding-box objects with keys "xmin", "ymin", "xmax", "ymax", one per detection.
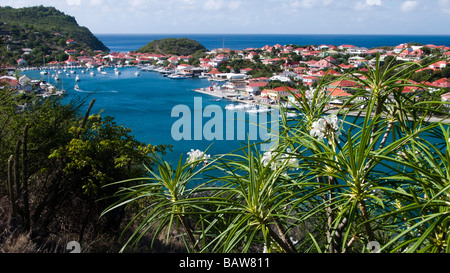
[{"xmin": 137, "ymin": 38, "xmax": 207, "ymax": 56}]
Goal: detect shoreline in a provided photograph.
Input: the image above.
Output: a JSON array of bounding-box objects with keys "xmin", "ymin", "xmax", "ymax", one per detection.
[{"xmin": 193, "ymin": 88, "xmax": 450, "ymax": 124}]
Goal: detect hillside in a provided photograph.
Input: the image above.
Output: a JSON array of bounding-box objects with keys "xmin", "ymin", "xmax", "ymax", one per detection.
[
  {"xmin": 0, "ymin": 5, "xmax": 109, "ymax": 66},
  {"xmin": 137, "ymin": 38, "xmax": 207, "ymax": 56}
]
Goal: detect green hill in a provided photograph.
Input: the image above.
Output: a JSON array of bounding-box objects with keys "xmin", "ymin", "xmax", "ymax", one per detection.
[
  {"xmin": 0, "ymin": 5, "xmax": 109, "ymax": 66},
  {"xmin": 137, "ymin": 38, "xmax": 207, "ymax": 56}
]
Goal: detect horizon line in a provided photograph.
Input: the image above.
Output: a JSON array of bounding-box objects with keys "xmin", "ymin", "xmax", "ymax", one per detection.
[{"xmin": 93, "ymin": 33, "xmax": 450, "ymax": 36}]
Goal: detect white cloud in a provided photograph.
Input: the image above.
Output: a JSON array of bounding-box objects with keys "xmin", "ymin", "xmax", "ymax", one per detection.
[
  {"xmin": 367, "ymin": 0, "xmax": 382, "ymax": 5},
  {"xmin": 401, "ymin": 1, "xmax": 418, "ymax": 12},
  {"xmin": 67, "ymin": 0, "xmax": 81, "ymax": 5},
  {"xmin": 203, "ymin": 0, "xmax": 224, "ymax": 11},
  {"xmin": 355, "ymin": 0, "xmax": 382, "ymax": 11}
]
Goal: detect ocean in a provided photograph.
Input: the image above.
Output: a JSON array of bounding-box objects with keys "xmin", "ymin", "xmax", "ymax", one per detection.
[
  {"xmin": 96, "ymin": 33, "xmax": 450, "ymax": 52},
  {"xmin": 22, "ymin": 34, "xmax": 450, "ymax": 164}
]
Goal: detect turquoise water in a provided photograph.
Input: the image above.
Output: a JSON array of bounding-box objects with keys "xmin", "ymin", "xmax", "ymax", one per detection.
[
  {"xmin": 23, "ymin": 67, "xmax": 267, "ymax": 164},
  {"xmin": 22, "ymin": 33, "xmax": 450, "ymax": 164}
]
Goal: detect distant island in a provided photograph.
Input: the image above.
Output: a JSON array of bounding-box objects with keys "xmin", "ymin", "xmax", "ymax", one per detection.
[
  {"xmin": 137, "ymin": 38, "xmax": 207, "ymax": 56},
  {"xmin": 0, "ymin": 5, "xmax": 109, "ymax": 66}
]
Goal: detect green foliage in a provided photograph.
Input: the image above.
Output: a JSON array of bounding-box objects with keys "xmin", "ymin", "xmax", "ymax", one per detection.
[
  {"xmin": 49, "ymin": 114, "xmax": 168, "ymax": 196},
  {"xmin": 0, "ymin": 88, "xmax": 168, "ymax": 248},
  {"xmin": 0, "ymin": 6, "xmax": 109, "ymax": 66},
  {"xmin": 104, "ymin": 54, "xmax": 450, "ymax": 253},
  {"xmin": 137, "ymin": 38, "xmax": 207, "ymax": 56}
]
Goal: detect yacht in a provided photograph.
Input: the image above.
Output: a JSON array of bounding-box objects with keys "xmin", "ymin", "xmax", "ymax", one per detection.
[
  {"xmin": 75, "ymin": 75, "xmax": 80, "ymax": 82},
  {"xmin": 168, "ymin": 73, "xmax": 187, "ymax": 79}
]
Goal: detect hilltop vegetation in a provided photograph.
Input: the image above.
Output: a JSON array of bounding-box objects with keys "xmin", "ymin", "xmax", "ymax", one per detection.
[
  {"xmin": 137, "ymin": 38, "xmax": 207, "ymax": 56},
  {"xmin": 0, "ymin": 6, "xmax": 109, "ymax": 66}
]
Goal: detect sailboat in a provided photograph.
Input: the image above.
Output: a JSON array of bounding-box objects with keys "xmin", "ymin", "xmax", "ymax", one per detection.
[{"xmin": 40, "ymin": 55, "xmax": 48, "ymax": 75}]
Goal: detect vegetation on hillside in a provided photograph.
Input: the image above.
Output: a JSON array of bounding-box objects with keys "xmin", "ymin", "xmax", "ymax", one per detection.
[
  {"xmin": 137, "ymin": 38, "xmax": 207, "ymax": 56},
  {"xmin": 0, "ymin": 6, "xmax": 109, "ymax": 66}
]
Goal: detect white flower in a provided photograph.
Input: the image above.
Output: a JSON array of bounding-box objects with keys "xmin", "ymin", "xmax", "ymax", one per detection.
[
  {"xmin": 187, "ymin": 149, "xmax": 210, "ymax": 164},
  {"xmin": 261, "ymin": 148, "xmax": 298, "ymax": 171},
  {"xmin": 261, "ymin": 150, "xmax": 275, "ymax": 169},
  {"xmin": 310, "ymin": 114, "xmax": 343, "ymax": 143},
  {"xmin": 310, "ymin": 119, "xmax": 326, "ymax": 139}
]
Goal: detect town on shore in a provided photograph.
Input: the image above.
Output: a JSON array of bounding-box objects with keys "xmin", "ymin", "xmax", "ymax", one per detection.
[{"xmin": 2, "ymin": 37, "xmax": 450, "ymax": 110}]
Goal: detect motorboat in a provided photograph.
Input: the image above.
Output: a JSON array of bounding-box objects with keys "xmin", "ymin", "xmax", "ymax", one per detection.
[
  {"xmin": 75, "ymin": 75, "xmax": 80, "ymax": 82},
  {"xmin": 168, "ymin": 73, "xmax": 187, "ymax": 79}
]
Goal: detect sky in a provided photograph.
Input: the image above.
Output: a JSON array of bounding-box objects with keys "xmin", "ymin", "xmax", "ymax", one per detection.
[{"xmin": 1, "ymin": 0, "xmax": 450, "ymax": 35}]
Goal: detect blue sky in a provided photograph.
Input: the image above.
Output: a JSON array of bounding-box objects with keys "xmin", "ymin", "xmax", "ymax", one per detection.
[{"xmin": 2, "ymin": 0, "xmax": 450, "ymax": 35}]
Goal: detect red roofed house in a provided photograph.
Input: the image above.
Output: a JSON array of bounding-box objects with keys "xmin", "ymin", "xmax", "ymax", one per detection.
[
  {"xmin": 17, "ymin": 58, "xmax": 27, "ymax": 66},
  {"xmin": 168, "ymin": 56, "xmax": 179, "ymax": 64},
  {"xmin": 329, "ymin": 88, "xmax": 352, "ymax": 98},
  {"xmin": 433, "ymin": 78, "xmax": 450, "ymax": 88},
  {"xmin": 66, "ymin": 39, "xmax": 77, "ymax": 45},
  {"xmin": 328, "ymin": 80, "xmax": 358, "ymax": 91},
  {"xmin": 245, "ymin": 82, "xmax": 268, "ymax": 95},
  {"xmin": 65, "ymin": 56, "xmax": 79, "ymax": 66},
  {"xmin": 264, "ymin": 86, "xmax": 299, "ymax": 101},
  {"xmin": 240, "ymin": 67, "xmax": 253, "ymax": 74},
  {"xmin": 0, "ymin": 76, "xmax": 19, "ymax": 87},
  {"xmin": 316, "ymin": 58, "xmax": 334, "ymax": 69},
  {"xmin": 339, "ymin": 44, "xmax": 356, "ymax": 50},
  {"xmin": 429, "ymin": 61, "xmax": 447, "ymax": 69}
]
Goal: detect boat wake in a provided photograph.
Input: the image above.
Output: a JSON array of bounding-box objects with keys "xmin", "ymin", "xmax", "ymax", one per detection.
[{"xmin": 74, "ymin": 85, "xmax": 118, "ymax": 93}]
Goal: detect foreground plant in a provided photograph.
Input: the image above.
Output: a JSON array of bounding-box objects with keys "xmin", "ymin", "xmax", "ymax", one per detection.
[
  {"xmin": 104, "ymin": 53, "xmax": 450, "ymax": 253},
  {"xmin": 101, "ymin": 149, "xmax": 214, "ymax": 252}
]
